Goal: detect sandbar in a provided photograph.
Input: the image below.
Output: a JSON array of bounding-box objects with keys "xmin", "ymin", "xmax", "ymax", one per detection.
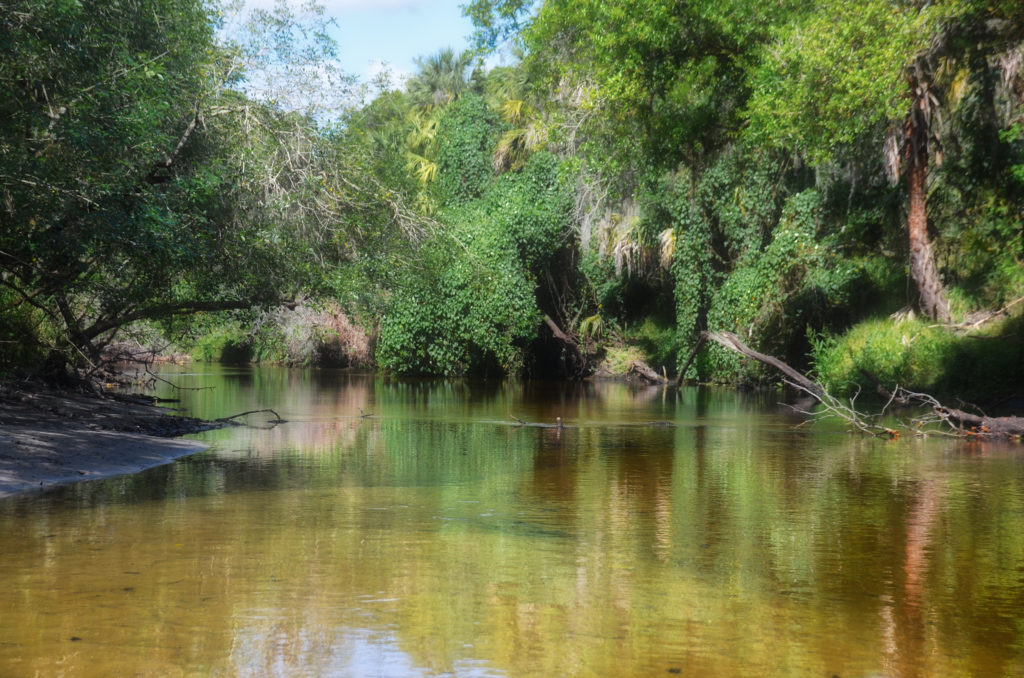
[{"xmin": 0, "ymin": 386, "xmax": 213, "ymax": 498}]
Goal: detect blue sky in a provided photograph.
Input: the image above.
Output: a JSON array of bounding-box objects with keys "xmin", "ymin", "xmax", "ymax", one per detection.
[{"xmin": 241, "ymin": 0, "xmax": 479, "ymax": 85}]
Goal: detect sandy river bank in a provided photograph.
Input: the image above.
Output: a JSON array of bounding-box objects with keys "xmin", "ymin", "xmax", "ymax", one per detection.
[{"xmin": 0, "ymin": 385, "xmax": 215, "ymax": 498}]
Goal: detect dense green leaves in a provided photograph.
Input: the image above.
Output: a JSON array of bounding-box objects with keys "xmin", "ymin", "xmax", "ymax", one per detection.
[
  {"xmin": 0, "ymin": 0, "xmax": 408, "ymax": 374},
  {"xmin": 377, "ymin": 150, "xmax": 572, "ymax": 376},
  {"xmin": 743, "ymin": 0, "xmax": 934, "ymax": 161},
  {"xmin": 434, "ymin": 95, "xmax": 504, "ymax": 207},
  {"xmin": 3, "ymin": 0, "xmax": 1022, "ymax": 389},
  {"xmin": 463, "ymin": 0, "xmax": 1024, "ymax": 386}
]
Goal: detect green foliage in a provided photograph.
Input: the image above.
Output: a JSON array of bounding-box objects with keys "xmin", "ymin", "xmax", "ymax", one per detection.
[
  {"xmin": 434, "ymin": 95, "xmax": 504, "ymax": 207},
  {"xmin": 811, "ymin": 310, "xmax": 1024, "ymax": 400},
  {"xmin": 743, "ymin": 0, "xmax": 936, "ymax": 161},
  {"xmin": 579, "ymin": 313, "xmax": 604, "ymax": 341},
  {"xmin": 377, "ymin": 150, "xmax": 573, "ymax": 376},
  {"xmin": 665, "ymin": 187, "xmax": 714, "ymax": 378},
  {"xmin": 375, "ymin": 240, "xmax": 538, "ymax": 376},
  {"xmin": 809, "ymin": 317, "xmax": 954, "ymax": 397},
  {"xmin": 0, "ymin": 291, "xmax": 51, "ymax": 371},
  {"xmin": 1003, "ymin": 124, "xmax": 1024, "ymax": 187},
  {"xmin": 657, "ymin": 150, "xmax": 794, "ymax": 379},
  {"xmin": 504, "ymin": 0, "xmax": 1021, "ymax": 386},
  {"xmin": 0, "ymin": 0, "xmax": 385, "ymax": 375},
  {"xmin": 189, "ymin": 322, "xmax": 254, "ymax": 365},
  {"xmin": 407, "ymin": 48, "xmax": 481, "ymax": 110},
  {"xmin": 464, "ymin": 0, "xmax": 536, "ymax": 51},
  {"xmin": 4, "ymin": 0, "xmax": 1020, "ymax": 390},
  {"xmin": 487, "ymin": 151, "xmax": 569, "ymax": 266},
  {"xmin": 623, "ymin": 318, "xmax": 678, "ymax": 371},
  {"xmin": 600, "ymin": 345, "xmax": 647, "ymax": 376}
]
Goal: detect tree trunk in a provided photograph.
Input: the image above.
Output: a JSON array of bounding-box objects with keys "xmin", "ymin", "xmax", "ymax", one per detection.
[{"xmin": 906, "ymin": 78, "xmax": 951, "ymax": 323}]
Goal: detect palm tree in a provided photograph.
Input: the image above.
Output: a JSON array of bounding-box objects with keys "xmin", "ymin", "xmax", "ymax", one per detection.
[
  {"xmin": 886, "ymin": 12, "xmax": 1024, "ymax": 322},
  {"xmin": 406, "ymin": 48, "xmax": 480, "ymax": 110},
  {"xmin": 485, "ymin": 57, "xmax": 547, "ymax": 172}
]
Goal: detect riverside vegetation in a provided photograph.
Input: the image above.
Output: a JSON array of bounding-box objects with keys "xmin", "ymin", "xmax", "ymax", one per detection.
[{"xmin": 2, "ymin": 0, "xmax": 1023, "ymax": 407}]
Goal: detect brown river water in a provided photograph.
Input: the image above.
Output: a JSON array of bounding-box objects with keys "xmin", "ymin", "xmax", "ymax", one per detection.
[{"xmin": 1, "ymin": 365, "xmax": 1023, "ymax": 677}]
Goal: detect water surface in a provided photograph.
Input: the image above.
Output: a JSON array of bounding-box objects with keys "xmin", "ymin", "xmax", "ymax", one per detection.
[{"xmin": 1, "ymin": 366, "xmax": 1023, "ymax": 676}]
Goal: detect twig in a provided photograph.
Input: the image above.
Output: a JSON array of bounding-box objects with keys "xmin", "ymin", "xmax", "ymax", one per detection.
[
  {"xmin": 961, "ymin": 294, "xmax": 1024, "ymax": 332},
  {"xmin": 217, "ymin": 408, "xmax": 284, "ymax": 423},
  {"xmin": 782, "ymin": 379, "xmax": 900, "ymax": 438},
  {"xmin": 145, "ymin": 368, "xmax": 215, "ymax": 391}
]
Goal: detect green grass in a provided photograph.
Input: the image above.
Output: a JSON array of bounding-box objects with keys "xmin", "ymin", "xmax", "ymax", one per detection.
[
  {"xmin": 811, "ymin": 312, "xmax": 1024, "ymax": 404},
  {"xmin": 599, "ymin": 345, "xmax": 648, "ymax": 376}
]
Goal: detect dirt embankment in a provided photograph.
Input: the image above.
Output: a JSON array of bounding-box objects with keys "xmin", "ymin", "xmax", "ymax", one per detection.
[{"xmin": 0, "ymin": 385, "xmax": 217, "ymax": 498}]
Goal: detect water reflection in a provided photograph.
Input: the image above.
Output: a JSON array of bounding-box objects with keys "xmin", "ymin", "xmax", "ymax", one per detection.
[{"xmin": 1, "ymin": 367, "xmax": 1023, "ymax": 676}]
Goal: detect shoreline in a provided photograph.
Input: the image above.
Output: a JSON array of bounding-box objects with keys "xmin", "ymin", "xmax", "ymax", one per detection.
[{"xmin": 0, "ymin": 385, "xmax": 215, "ymax": 499}]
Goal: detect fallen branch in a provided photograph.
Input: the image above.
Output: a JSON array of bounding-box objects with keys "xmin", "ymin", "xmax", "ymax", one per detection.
[
  {"xmin": 692, "ymin": 329, "xmax": 1024, "ymax": 440},
  {"xmin": 673, "ymin": 331, "xmax": 824, "ymax": 396},
  {"xmin": 217, "ymin": 408, "xmax": 284, "ymax": 424},
  {"xmin": 629, "ymin": 360, "xmax": 667, "ymax": 384},
  {"xmin": 145, "ymin": 368, "xmax": 215, "ymax": 392},
  {"xmin": 543, "ymin": 314, "xmax": 586, "ymax": 366},
  {"xmin": 958, "ymin": 294, "xmax": 1024, "ymax": 332}
]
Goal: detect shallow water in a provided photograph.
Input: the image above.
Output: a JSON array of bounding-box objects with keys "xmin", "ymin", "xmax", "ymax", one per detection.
[{"xmin": 1, "ymin": 366, "xmax": 1023, "ymax": 676}]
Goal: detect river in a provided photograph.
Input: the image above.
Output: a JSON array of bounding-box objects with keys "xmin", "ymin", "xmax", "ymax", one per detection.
[{"xmin": 1, "ymin": 365, "xmax": 1023, "ymax": 677}]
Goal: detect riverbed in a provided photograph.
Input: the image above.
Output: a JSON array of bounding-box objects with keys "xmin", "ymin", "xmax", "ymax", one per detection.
[{"xmin": 1, "ymin": 365, "xmax": 1022, "ymax": 676}]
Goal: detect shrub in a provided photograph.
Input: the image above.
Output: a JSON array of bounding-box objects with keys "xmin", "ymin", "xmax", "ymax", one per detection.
[
  {"xmin": 376, "ymin": 151, "xmax": 573, "ymax": 377},
  {"xmin": 186, "ymin": 304, "xmax": 372, "ymax": 367},
  {"xmin": 190, "ymin": 322, "xmax": 253, "ymax": 364},
  {"xmin": 809, "ymin": 317, "xmax": 955, "ymax": 394},
  {"xmin": 375, "ymin": 240, "xmax": 538, "ymax": 376}
]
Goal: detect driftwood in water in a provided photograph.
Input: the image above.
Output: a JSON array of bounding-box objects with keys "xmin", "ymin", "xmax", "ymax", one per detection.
[
  {"xmin": 629, "ymin": 360, "xmax": 668, "ymax": 384},
  {"xmin": 680, "ymin": 329, "xmax": 1024, "ymax": 440},
  {"xmin": 934, "ymin": 405, "xmax": 1024, "ymax": 437},
  {"xmin": 217, "ymin": 408, "xmax": 285, "ymax": 424}
]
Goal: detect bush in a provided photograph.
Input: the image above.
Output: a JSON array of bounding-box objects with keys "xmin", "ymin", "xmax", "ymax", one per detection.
[
  {"xmin": 375, "ymin": 240, "xmax": 538, "ymax": 376},
  {"xmin": 376, "ymin": 151, "xmax": 573, "ymax": 377},
  {"xmin": 186, "ymin": 304, "xmax": 372, "ymax": 367},
  {"xmin": 811, "ymin": 312, "xmax": 1024, "ymax": 401},
  {"xmin": 0, "ymin": 296, "xmax": 51, "ymax": 374},
  {"xmin": 810, "ymin": 317, "xmax": 955, "ymax": 394},
  {"xmin": 624, "ymin": 318, "xmax": 679, "ymax": 371},
  {"xmin": 189, "ymin": 322, "xmax": 253, "ymax": 364},
  {"xmin": 702, "ymin": 189, "xmax": 825, "ymax": 381}
]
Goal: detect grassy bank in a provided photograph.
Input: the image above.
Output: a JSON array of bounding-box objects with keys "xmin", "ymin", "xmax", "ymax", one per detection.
[{"xmin": 809, "ymin": 311, "xmax": 1024, "ymax": 407}]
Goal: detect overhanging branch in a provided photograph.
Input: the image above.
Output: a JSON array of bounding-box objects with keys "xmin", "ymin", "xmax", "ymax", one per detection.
[{"xmin": 80, "ymin": 298, "xmax": 291, "ymax": 342}]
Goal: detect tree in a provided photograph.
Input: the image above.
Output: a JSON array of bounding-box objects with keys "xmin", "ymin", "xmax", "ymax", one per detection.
[
  {"xmin": 0, "ymin": 0, "xmax": 247, "ymax": 373},
  {"xmin": 406, "ymin": 48, "xmax": 482, "ymax": 110},
  {"xmin": 744, "ymin": 0, "xmax": 1024, "ymax": 322},
  {"xmin": 0, "ymin": 0, "xmax": 415, "ymax": 377}
]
